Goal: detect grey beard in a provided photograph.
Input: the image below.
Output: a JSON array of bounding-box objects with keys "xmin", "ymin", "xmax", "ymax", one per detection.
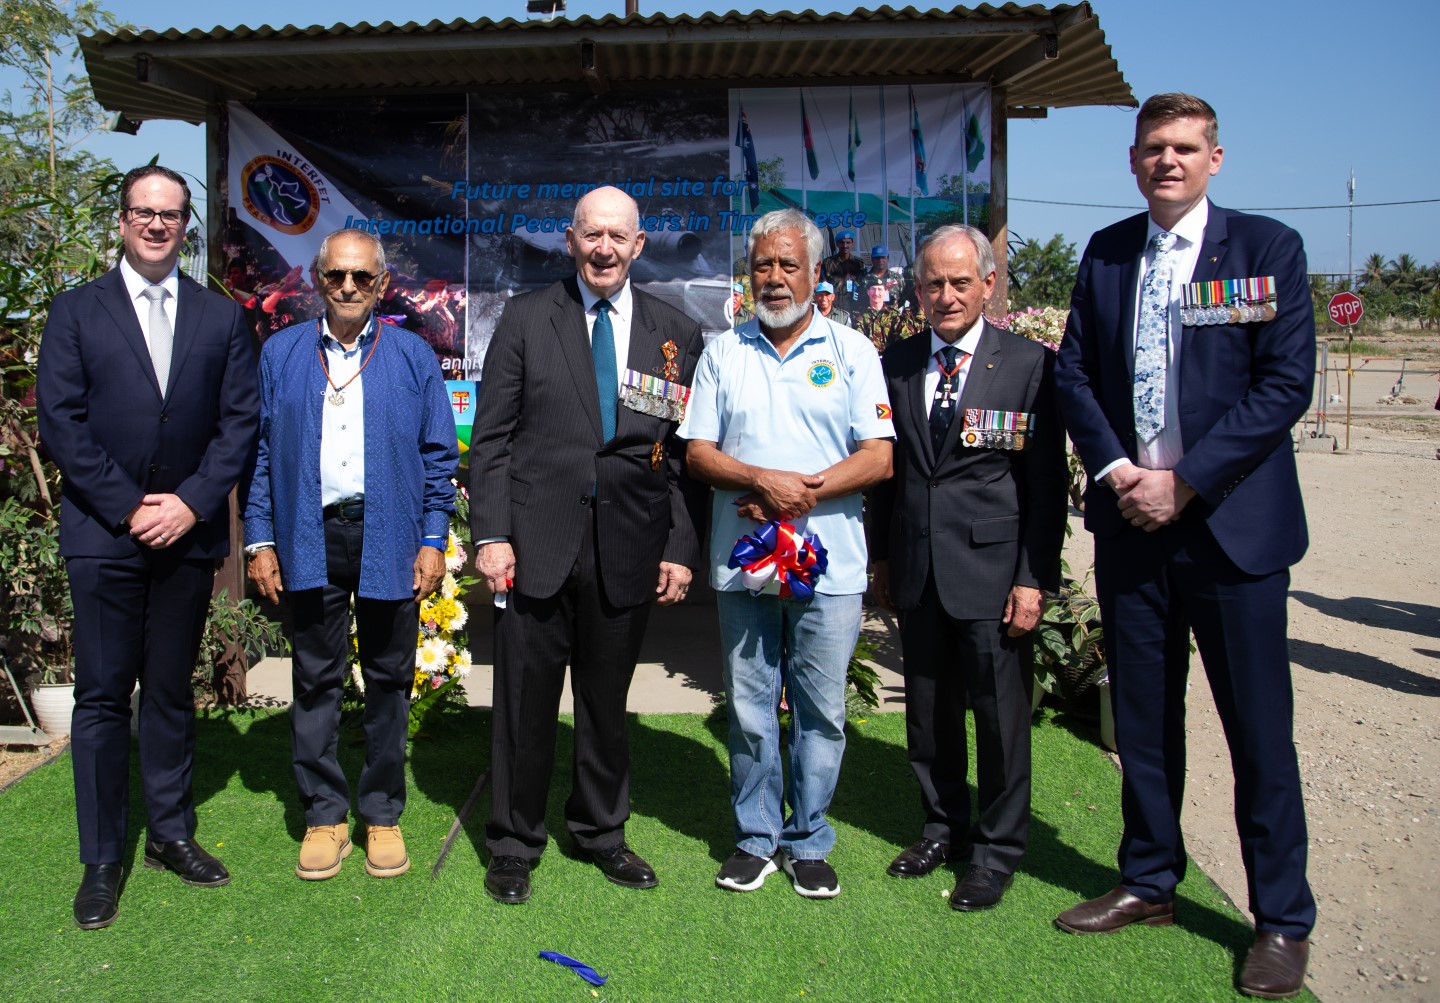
[{"xmin": 756, "ymin": 294, "xmax": 814, "ymax": 330}]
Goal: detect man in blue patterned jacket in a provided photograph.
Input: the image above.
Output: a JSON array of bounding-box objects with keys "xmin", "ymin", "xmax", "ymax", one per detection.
[{"xmin": 244, "ymin": 228, "xmax": 457, "ymax": 882}]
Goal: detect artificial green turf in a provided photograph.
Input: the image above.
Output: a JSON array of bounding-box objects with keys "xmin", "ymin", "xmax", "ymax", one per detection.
[{"xmin": 0, "ymin": 708, "xmax": 1312, "ymax": 1002}]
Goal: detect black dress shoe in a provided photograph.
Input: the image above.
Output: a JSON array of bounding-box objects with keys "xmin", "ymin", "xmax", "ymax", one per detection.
[
  {"xmin": 74, "ymin": 863, "xmax": 123, "ymax": 930},
  {"xmin": 1238, "ymin": 931, "xmax": 1309, "ymax": 999},
  {"xmin": 887, "ymin": 838, "xmax": 950, "ymax": 878},
  {"xmin": 485, "ymin": 855, "xmax": 533, "ymax": 904},
  {"xmin": 949, "ymin": 864, "xmax": 1013, "ymax": 911},
  {"xmin": 590, "ymin": 844, "xmax": 658, "ymax": 889},
  {"xmin": 142, "ymin": 838, "xmax": 231, "ymax": 887}
]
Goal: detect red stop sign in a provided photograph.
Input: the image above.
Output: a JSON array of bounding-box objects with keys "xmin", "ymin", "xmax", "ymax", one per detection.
[{"xmin": 1327, "ymin": 291, "xmax": 1364, "ymax": 327}]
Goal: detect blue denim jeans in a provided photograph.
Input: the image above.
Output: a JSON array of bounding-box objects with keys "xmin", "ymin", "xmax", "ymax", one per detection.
[{"xmin": 716, "ymin": 589, "xmax": 860, "ymax": 860}]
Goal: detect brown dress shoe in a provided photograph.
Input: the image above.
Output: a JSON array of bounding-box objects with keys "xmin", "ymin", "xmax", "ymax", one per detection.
[
  {"xmin": 1054, "ymin": 885, "xmax": 1174, "ymax": 934},
  {"xmin": 1238, "ymin": 931, "xmax": 1309, "ymax": 999}
]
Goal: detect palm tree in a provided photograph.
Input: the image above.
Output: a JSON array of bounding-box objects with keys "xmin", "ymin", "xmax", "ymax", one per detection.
[
  {"xmin": 1359, "ymin": 253, "xmax": 1388, "ymax": 290},
  {"xmin": 1386, "ymin": 253, "xmax": 1422, "ymax": 296},
  {"xmin": 1421, "ymin": 261, "xmax": 1440, "ymax": 296}
]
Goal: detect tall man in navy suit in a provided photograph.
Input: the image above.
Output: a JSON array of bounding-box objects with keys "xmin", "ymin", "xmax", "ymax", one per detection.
[
  {"xmin": 37, "ymin": 165, "xmax": 260, "ymax": 929},
  {"xmin": 469, "ymin": 186, "xmax": 704, "ymax": 904},
  {"xmin": 1053, "ymin": 94, "xmax": 1316, "ymax": 998}
]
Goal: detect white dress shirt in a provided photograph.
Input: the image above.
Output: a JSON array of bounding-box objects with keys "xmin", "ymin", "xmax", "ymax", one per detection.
[
  {"xmin": 925, "ymin": 315, "xmax": 985, "ymax": 413},
  {"xmin": 319, "ymin": 315, "xmax": 369, "ymax": 507},
  {"xmin": 118, "ymin": 257, "xmax": 179, "ymax": 355},
  {"xmin": 575, "ymin": 277, "xmax": 634, "ymax": 384}
]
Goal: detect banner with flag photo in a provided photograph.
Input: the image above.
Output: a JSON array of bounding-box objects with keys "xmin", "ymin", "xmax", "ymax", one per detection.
[
  {"xmin": 446, "ymin": 380, "xmax": 477, "ymax": 471},
  {"xmin": 847, "ymin": 92, "xmax": 862, "ymax": 182},
  {"xmin": 734, "ymin": 104, "xmax": 761, "ymax": 211},
  {"xmin": 801, "ymin": 93, "xmax": 819, "ymax": 181},
  {"xmin": 226, "ymin": 103, "xmax": 366, "ymax": 270},
  {"xmin": 909, "ymin": 86, "xmax": 928, "ymax": 197}
]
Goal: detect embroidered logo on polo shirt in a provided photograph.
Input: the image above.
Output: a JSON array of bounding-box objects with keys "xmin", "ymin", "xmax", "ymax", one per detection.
[{"xmin": 808, "ymin": 360, "xmax": 837, "ymax": 388}]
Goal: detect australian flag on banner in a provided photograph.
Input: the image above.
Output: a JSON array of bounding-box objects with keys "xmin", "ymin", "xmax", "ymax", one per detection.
[
  {"xmin": 909, "ymin": 86, "xmax": 928, "ymax": 196},
  {"xmin": 735, "ymin": 104, "xmax": 760, "ymax": 211}
]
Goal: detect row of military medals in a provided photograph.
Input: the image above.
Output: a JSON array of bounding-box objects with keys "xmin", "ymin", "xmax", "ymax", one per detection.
[
  {"xmin": 620, "ymin": 369, "xmax": 690, "ymax": 423},
  {"xmin": 620, "ymin": 341, "xmax": 688, "ymax": 423},
  {"xmin": 962, "ymin": 409, "xmax": 1032, "ymax": 451},
  {"xmin": 1182, "ymin": 276, "xmax": 1278, "ymax": 326}
]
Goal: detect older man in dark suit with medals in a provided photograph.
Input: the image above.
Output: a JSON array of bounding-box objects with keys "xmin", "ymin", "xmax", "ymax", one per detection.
[
  {"xmin": 469, "ymin": 185, "xmax": 704, "ymax": 904},
  {"xmin": 870, "ymin": 224, "xmax": 1066, "ymax": 912}
]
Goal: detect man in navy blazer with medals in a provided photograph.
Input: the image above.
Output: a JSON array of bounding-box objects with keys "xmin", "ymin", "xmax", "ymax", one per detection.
[
  {"xmin": 869, "ymin": 225, "xmax": 1066, "ymax": 911},
  {"xmin": 36, "ymin": 165, "xmax": 260, "ymax": 929},
  {"xmin": 1053, "ymin": 94, "xmax": 1316, "ymax": 998},
  {"xmin": 468, "ymin": 185, "xmax": 704, "ymax": 904}
]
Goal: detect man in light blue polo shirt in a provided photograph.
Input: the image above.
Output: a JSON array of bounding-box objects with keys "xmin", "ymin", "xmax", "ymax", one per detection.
[{"xmin": 680, "ymin": 208, "xmax": 893, "ymax": 899}]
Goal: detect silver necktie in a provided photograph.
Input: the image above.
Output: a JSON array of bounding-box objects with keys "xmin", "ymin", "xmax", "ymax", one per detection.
[{"xmin": 141, "ymin": 285, "xmax": 173, "ymax": 396}]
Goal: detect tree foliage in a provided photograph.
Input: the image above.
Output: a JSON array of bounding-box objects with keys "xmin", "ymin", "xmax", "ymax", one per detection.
[
  {"xmin": 1006, "ymin": 233, "xmax": 1077, "ymax": 310},
  {"xmin": 1, "ymin": 1, "xmax": 126, "ymax": 684},
  {"xmin": 1339, "ymin": 251, "xmax": 1440, "ymax": 329},
  {"xmin": 1, "ymin": 0, "xmax": 127, "ymax": 364}
]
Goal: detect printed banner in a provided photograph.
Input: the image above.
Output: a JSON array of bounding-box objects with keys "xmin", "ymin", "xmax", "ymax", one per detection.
[
  {"xmin": 447, "ymin": 379, "xmax": 476, "ymax": 471},
  {"xmin": 221, "ymin": 83, "xmax": 991, "ymax": 391},
  {"xmin": 226, "ymin": 103, "xmax": 366, "ymax": 271}
]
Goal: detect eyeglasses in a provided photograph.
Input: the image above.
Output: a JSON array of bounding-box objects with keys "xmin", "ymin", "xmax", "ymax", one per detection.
[
  {"xmin": 320, "ymin": 269, "xmax": 379, "ymax": 292},
  {"xmin": 124, "ymin": 206, "xmax": 186, "ymax": 227}
]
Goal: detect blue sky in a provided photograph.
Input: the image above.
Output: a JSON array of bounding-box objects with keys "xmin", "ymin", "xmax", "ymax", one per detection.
[{"xmin": 65, "ymin": 1, "xmax": 1440, "ymax": 272}]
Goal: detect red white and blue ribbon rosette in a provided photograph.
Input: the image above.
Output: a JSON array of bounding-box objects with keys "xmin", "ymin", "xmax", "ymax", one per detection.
[{"xmin": 727, "ymin": 520, "xmax": 828, "ymax": 599}]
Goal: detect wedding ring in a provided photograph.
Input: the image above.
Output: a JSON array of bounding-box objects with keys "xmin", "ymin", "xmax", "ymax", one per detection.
[
  {"xmin": 158, "ymin": 534, "xmax": 167, "ymax": 542},
  {"xmin": 1131, "ymin": 518, "xmax": 1142, "ymax": 527}
]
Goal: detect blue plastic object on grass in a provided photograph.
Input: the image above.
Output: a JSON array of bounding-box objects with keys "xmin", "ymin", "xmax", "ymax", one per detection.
[{"xmin": 538, "ymin": 951, "xmax": 607, "ymax": 986}]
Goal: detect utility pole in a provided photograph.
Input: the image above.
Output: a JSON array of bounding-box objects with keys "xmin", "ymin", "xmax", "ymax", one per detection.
[{"xmin": 1347, "ymin": 169, "xmax": 1355, "ymax": 290}]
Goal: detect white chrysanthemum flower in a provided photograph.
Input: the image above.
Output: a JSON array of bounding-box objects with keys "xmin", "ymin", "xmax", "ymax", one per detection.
[
  {"xmin": 440, "ymin": 573, "xmax": 458, "ymax": 599},
  {"xmin": 451, "ymin": 647, "xmax": 473, "ymax": 677},
  {"xmin": 444, "ymin": 533, "xmax": 466, "ymax": 572},
  {"xmin": 350, "ymin": 662, "xmax": 366, "ymax": 694},
  {"xmin": 415, "ymin": 636, "xmax": 448, "ymax": 672}
]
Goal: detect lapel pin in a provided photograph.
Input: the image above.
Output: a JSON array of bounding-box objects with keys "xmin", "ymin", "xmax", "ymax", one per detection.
[
  {"xmin": 1208, "ymin": 256, "xmax": 1218, "ymax": 262},
  {"xmin": 986, "ymin": 363, "xmax": 994, "ymax": 369}
]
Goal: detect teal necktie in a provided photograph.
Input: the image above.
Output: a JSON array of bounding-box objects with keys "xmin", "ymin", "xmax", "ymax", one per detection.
[{"xmin": 593, "ymin": 299, "xmax": 618, "ymax": 442}]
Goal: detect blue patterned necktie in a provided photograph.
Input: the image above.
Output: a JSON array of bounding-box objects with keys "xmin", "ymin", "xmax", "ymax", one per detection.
[
  {"xmin": 592, "ymin": 298, "xmax": 618, "ymax": 442},
  {"xmin": 1134, "ymin": 230, "xmax": 1177, "ymax": 443}
]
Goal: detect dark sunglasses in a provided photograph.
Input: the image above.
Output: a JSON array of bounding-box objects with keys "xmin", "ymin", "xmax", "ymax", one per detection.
[{"xmin": 320, "ymin": 268, "xmax": 379, "ymax": 292}]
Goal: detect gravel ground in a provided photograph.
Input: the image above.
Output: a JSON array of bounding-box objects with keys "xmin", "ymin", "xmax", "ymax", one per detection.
[{"xmin": 1067, "ymin": 366, "xmax": 1440, "ymax": 1002}]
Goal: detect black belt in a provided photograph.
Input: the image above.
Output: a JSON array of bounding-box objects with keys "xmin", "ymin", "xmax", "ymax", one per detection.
[{"xmin": 322, "ymin": 498, "xmax": 364, "ymax": 522}]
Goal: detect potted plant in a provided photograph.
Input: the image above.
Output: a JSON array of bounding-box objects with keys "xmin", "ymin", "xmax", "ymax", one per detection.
[
  {"xmin": 0, "ymin": 496, "xmax": 75, "ymax": 737},
  {"xmin": 1032, "ymin": 560, "xmax": 1109, "ymax": 749}
]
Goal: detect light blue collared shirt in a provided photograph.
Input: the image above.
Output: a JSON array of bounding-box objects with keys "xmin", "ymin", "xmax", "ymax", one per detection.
[{"xmin": 678, "ymin": 312, "xmax": 894, "ymax": 595}]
